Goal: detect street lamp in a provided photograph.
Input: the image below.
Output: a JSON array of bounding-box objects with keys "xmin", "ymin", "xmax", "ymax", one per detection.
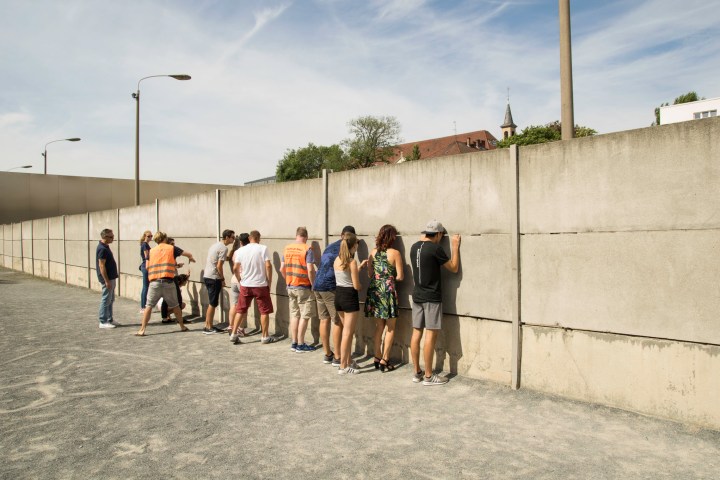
[
  {"xmin": 132, "ymin": 74, "xmax": 191, "ymax": 206},
  {"xmin": 42, "ymin": 138, "xmax": 81, "ymax": 174},
  {"xmin": 5, "ymin": 165, "xmax": 32, "ymax": 172}
]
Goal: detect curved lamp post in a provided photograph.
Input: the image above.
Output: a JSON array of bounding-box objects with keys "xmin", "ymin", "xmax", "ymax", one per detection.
[
  {"xmin": 132, "ymin": 74, "xmax": 191, "ymax": 205},
  {"xmin": 42, "ymin": 138, "xmax": 81, "ymax": 174},
  {"xmin": 5, "ymin": 165, "xmax": 32, "ymax": 172}
]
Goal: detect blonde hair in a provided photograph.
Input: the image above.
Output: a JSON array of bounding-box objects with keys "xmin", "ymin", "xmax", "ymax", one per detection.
[
  {"xmin": 338, "ymin": 233, "xmax": 358, "ymax": 270},
  {"xmin": 139, "ymin": 230, "xmax": 152, "ymax": 244},
  {"xmin": 153, "ymin": 231, "xmax": 167, "ymax": 244}
]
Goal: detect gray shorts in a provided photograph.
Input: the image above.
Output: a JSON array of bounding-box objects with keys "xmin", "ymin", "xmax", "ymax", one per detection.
[
  {"xmin": 146, "ymin": 279, "xmax": 179, "ymax": 310},
  {"xmin": 411, "ymin": 301, "xmax": 443, "ymax": 330},
  {"xmin": 230, "ymin": 282, "xmax": 240, "ymax": 306},
  {"xmin": 314, "ymin": 290, "xmax": 339, "ymax": 325}
]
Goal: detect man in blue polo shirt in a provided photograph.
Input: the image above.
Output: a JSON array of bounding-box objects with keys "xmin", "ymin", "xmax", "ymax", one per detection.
[
  {"xmin": 313, "ymin": 225, "xmax": 355, "ymax": 366},
  {"xmin": 96, "ymin": 228, "xmax": 120, "ymax": 329}
]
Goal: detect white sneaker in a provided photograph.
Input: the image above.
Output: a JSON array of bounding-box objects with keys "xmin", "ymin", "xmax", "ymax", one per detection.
[
  {"xmin": 99, "ymin": 323, "xmax": 116, "ymax": 329},
  {"xmin": 109, "ymin": 320, "xmax": 122, "ymax": 327}
]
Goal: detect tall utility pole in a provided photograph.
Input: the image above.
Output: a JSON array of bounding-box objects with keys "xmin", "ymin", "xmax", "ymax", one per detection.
[{"xmin": 559, "ymin": 0, "xmax": 575, "ymax": 140}]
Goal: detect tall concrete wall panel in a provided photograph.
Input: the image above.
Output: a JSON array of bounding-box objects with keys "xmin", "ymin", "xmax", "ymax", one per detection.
[
  {"xmin": 521, "ymin": 325, "xmax": 720, "ymax": 428},
  {"xmin": 66, "ymin": 265, "xmax": 88, "ymax": 288},
  {"xmin": 520, "ymin": 118, "xmax": 720, "ymax": 234},
  {"xmin": 32, "ymin": 219, "xmax": 48, "ymax": 260},
  {"xmin": 48, "ymin": 217, "xmax": 65, "ymax": 282},
  {"xmin": 329, "ymin": 153, "xmax": 511, "ymax": 236},
  {"xmin": 64, "ymin": 214, "xmax": 88, "ymax": 269},
  {"xmin": 118, "ymin": 204, "xmax": 156, "ymax": 276},
  {"xmin": 159, "ymin": 192, "xmax": 216, "ymax": 238},
  {"xmin": 21, "ymin": 221, "xmax": 32, "ymax": 273},
  {"xmin": 220, "ymin": 180, "xmax": 324, "ymax": 239},
  {"xmin": 522, "ymin": 231, "xmax": 720, "ymax": 344}
]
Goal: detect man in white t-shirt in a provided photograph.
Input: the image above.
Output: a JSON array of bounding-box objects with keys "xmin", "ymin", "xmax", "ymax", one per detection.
[{"xmin": 229, "ymin": 230, "xmax": 276, "ymax": 344}]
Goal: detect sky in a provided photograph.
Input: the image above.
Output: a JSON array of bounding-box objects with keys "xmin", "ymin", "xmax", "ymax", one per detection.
[{"xmin": 1, "ymin": 0, "xmax": 718, "ymax": 184}]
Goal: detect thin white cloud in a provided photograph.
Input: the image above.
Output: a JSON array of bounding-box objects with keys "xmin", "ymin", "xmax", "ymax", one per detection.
[{"xmin": 0, "ymin": 0, "xmax": 718, "ymax": 182}]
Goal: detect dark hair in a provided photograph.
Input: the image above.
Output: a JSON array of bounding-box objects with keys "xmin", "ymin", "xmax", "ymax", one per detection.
[
  {"xmin": 239, "ymin": 233, "xmax": 250, "ymax": 246},
  {"xmin": 221, "ymin": 229, "xmax": 235, "ymax": 240},
  {"xmin": 375, "ymin": 224, "xmax": 398, "ymax": 251},
  {"xmin": 176, "ymin": 273, "xmax": 190, "ymax": 285},
  {"xmin": 424, "ymin": 232, "xmax": 439, "ymax": 239},
  {"xmin": 100, "ymin": 229, "xmax": 113, "ymax": 239},
  {"xmin": 341, "ymin": 225, "xmax": 356, "ymax": 235}
]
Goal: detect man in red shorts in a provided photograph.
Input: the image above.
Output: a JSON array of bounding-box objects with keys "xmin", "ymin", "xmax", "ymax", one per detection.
[{"xmin": 230, "ymin": 230, "xmax": 276, "ymax": 344}]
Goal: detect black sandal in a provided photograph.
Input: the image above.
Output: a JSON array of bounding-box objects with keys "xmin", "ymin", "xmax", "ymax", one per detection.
[
  {"xmin": 379, "ymin": 358, "xmax": 395, "ymax": 372},
  {"xmin": 373, "ymin": 357, "xmax": 382, "ymax": 369}
]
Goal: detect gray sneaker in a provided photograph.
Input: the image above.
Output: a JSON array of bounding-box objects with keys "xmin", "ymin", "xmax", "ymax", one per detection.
[
  {"xmin": 422, "ymin": 373, "xmax": 449, "ymax": 386},
  {"xmin": 331, "ymin": 358, "xmax": 341, "ymax": 368},
  {"xmin": 412, "ymin": 371, "xmax": 423, "ymax": 383},
  {"xmin": 323, "ymin": 354, "xmax": 334, "ymax": 364},
  {"xmin": 261, "ymin": 336, "xmax": 277, "ymax": 344},
  {"xmin": 230, "ymin": 335, "xmax": 241, "ymax": 345}
]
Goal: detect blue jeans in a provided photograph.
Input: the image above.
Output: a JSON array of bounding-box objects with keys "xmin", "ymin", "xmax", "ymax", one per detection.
[
  {"xmin": 99, "ymin": 279, "xmax": 116, "ymax": 324},
  {"xmin": 140, "ymin": 265, "xmax": 149, "ymax": 309}
]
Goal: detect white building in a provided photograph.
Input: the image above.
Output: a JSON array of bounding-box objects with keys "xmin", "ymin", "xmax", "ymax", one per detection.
[{"xmin": 660, "ymin": 97, "xmax": 719, "ymax": 125}]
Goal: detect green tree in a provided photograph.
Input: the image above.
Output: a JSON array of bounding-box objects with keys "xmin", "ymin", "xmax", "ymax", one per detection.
[
  {"xmin": 654, "ymin": 91, "xmax": 702, "ymax": 125},
  {"xmin": 407, "ymin": 144, "xmax": 421, "ymax": 161},
  {"xmin": 343, "ymin": 115, "xmax": 402, "ymax": 168},
  {"xmin": 275, "ymin": 143, "xmax": 347, "ymax": 182},
  {"xmin": 496, "ymin": 121, "xmax": 596, "ymax": 148}
]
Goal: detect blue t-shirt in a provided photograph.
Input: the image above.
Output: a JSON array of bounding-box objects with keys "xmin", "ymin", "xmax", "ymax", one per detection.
[
  {"xmin": 96, "ymin": 242, "xmax": 118, "ymax": 284},
  {"xmin": 313, "ymin": 240, "xmax": 341, "ymax": 292},
  {"xmin": 140, "ymin": 242, "xmax": 151, "ymax": 268}
]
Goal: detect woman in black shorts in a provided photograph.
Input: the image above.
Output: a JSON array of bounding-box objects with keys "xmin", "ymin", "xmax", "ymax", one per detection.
[{"xmin": 333, "ymin": 233, "xmax": 367, "ymax": 375}]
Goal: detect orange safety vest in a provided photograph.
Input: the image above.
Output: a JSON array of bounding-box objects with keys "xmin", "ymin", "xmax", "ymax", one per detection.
[
  {"xmin": 147, "ymin": 243, "xmax": 176, "ymax": 281},
  {"xmin": 283, "ymin": 243, "xmax": 311, "ymax": 288}
]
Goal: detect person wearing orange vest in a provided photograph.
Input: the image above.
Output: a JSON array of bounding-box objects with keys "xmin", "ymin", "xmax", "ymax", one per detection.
[
  {"xmin": 135, "ymin": 231, "xmax": 195, "ymax": 336},
  {"xmin": 280, "ymin": 227, "xmax": 317, "ymax": 353}
]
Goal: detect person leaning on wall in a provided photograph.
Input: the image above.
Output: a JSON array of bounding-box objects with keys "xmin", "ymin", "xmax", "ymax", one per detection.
[
  {"xmin": 139, "ymin": 230, "xmax": 153, "ymax": 314},
  {"xmin": 135, "ymin": 231, "xmax": 194, "ymax": 336},
  {"xmin": 202, "ymin": 229, "xmax": 236, "ymax": 334}
]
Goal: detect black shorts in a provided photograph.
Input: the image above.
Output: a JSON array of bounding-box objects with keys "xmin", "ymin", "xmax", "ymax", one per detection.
[
  {"xmin": 334, "ymin": 286, "xmax": 359, "ymax": 312},
  {"xmin": 204, "ymin": 278, "xmax": 222, "ymax": 307}
]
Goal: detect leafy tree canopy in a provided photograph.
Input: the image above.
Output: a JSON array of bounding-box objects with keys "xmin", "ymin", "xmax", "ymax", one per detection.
[
  {"xmin": 496, "ymin": 121, "xmax": 596, "ymax": 148},
  {"xmin": 342, "ymin": 115, "xmax": 402, "ymax": 168},
  {"xmin": 275, "ymin": 143, "xmax": 347, "ymax": 182}
]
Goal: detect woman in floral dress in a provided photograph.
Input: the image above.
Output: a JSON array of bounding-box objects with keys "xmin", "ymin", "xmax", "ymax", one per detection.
[{"xmin": 364, "ymin": 225, "xmax": 404, "ymax": 371}]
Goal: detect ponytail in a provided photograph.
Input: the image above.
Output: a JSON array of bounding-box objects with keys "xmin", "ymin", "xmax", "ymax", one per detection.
[{"xmin": 338, "ymin": 233, "xmax": 358, "ymax": 270}]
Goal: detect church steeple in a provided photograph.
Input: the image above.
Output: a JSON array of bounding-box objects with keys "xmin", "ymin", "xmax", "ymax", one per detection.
[{"xmin": 500, "ymin": 89, "xmax": 517, "ymax": 140}]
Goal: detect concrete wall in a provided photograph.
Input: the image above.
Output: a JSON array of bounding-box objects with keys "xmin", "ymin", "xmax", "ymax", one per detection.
[
  {"xmin": 2, "ymin": 116, "xmax": 719, "ymax": 430},
  {"xmin": 0, "ymin": 172, "xmax": 240, "ymax": 224}
]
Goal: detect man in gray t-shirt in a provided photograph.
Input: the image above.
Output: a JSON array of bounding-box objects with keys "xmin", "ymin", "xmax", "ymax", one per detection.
[{"xmin": 202, "ymin": 229, "xmax": 235, "ymax": 334}]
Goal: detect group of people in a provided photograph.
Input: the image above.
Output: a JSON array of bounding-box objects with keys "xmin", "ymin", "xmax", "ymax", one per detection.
[{"xmin": 94, "ymin": 219, "xmax": 461, "ymax": 385}]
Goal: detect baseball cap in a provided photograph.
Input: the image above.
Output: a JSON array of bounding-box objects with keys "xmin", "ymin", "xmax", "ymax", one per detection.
[
  {"xmin": 341, "ymin": 225, "xmax": 356, "ymax": 234},
  {"xmin": 421, "ymin": 220, "xmax": 446, "ymax": 234}
]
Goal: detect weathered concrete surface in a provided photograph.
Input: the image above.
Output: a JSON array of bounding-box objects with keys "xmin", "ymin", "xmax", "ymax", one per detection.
[
  {"xmin": 0, "ymin": 171, "xmax": 239, "ymax": 224},
  {"xmin": 522, "ymin": 230, "xmax": 720, "ymax": 344},
  {"xmin": 1, "ymin": 268, "xmax": 719, "ymax": 479},
  {"xmin": 520, "ymin": 117, "xmax": 720, "ymax": 234},
  {"xmin": 522, "ymin": 325, "xmax": 720, "ymax": 430}
]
